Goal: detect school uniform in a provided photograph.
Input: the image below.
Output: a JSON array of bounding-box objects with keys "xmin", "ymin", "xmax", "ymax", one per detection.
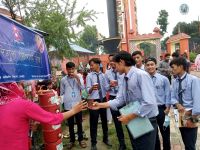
[
  {"xmin": 105, "ymin": 68, "xmax": 126, "ymax": 149},
  {"xmin": 171, "ymin": 72, "xmax": 200, "ymax": 150},
  {"xmin": 60, "ymin": 75, "xmax": 84, "ymax": 143},
  {"xmin": 108, "ymin": 66, "xmax": 158, "ymax": 150},
  {"xmin": 151, "ymin": 73, "xmax": 171, "ymax": 150},
  {"xmin": 86, "ymin": 71, "xmax": 110, "ymax": 146}
]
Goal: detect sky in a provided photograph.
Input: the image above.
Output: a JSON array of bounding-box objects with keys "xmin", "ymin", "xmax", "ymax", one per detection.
[
  {"xmin": 1, "ymin": 0, "xmax": 200, "ymax": 38},
  {"xmin": 79, "ymin": 0, "xmax": 200, "ymax": 38}
]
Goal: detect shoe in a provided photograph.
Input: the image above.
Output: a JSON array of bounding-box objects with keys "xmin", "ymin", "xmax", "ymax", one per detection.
[
  {"xmin": 67, "ymin": 142, "xmax": 74, "ymax": 150},
  {"xmin": 103, "ymin": 140, "xmax": 112, "ymax": 147},
  {"xmin": 63, "ymin": 134, "xmax": 70, "ymax": 138},
  {"xmin": 119, "ymin": 144, "xmax": 126, "ymax": 150},
  {"xmin": 108, "ymin": 121, "xmax": 112, "ymax": 124},
  {"xmin": 91, "ymin": 145, "xmax": 97, "ymax": 150},
  {"xmin": 79, "ymin": 140, "xmax": 87, "ymax": 148}
]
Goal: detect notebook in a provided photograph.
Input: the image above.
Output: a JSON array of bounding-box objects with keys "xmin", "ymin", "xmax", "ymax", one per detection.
[{"xmin": 119, "ymin": 101, "xmax": 154, "ymax": 139}]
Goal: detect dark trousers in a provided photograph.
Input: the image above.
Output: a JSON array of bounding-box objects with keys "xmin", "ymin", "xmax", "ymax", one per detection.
[
  {"xmin": 110, "ymin": 95, "xmax": 126, "ymax": 146},
  {"xmin": 67, "ymin": 111, "xmax": 83, "ymax": 143},
  {"xmin": 127, "ymin": 117, "xmax": 158, "ymax": 150},
  {"xmin": 179, "ymin": 127, "xmax": 198, "ymax": 150},
  {"xmin": 155, "ymin": 105, "xmax": 171, "ymax": 150},
  {"xmin": 89, "ymin": 98, "xmax": 108, "ymax": 145}
]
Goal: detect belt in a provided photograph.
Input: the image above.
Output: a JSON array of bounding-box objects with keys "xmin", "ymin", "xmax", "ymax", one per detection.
[
  {"xmin": 109, "ymin": 95, "xmax": 116, "ymax": 100},
  {"xmin": 158, "ymin": 105, "xmax": 166, "ymax": 109},
  {"xmin": 93, "ymin": 97, "xmax": 106, "ymax": 102},
  {"xmin": 149, "ymin": 117, "xmax": 157, "ymax": 121}
]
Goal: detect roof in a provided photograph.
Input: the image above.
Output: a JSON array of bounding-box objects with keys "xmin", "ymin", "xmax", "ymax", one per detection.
[
  {"xmin": 166, "ymin": 33, "xmax": 191, "ymax": 44},
  {"xmin": 69, "ymin": 43, "xmax": 94, "ymax": 54},
  {"xmin": 28, "ymin": 27, "xmax": 49, "ymax": 36},
  {"xmin": 131, "ymin": 33, "xmax": 162, "ymax": 41}
]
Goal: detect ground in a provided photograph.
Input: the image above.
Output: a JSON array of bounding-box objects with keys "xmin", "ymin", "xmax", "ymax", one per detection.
[{"xmin": 61, "ymin": 109, "xmax": 200, "ymax": 150}]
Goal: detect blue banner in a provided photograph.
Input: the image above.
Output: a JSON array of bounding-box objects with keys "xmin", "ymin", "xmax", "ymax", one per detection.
[{"xmin": 0, "ymin": 14, "xmax": 51, "ymax": 83}]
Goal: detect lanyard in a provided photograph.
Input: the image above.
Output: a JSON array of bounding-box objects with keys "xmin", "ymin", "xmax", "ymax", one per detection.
[{"xmin": 67, "ymin": 77, "xmax": 75, "ymax": 91}]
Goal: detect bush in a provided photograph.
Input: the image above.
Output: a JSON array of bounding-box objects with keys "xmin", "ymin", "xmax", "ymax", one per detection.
[{"xmin": 190, "ymin": 52, "xmax": 197, "ymax": 63}]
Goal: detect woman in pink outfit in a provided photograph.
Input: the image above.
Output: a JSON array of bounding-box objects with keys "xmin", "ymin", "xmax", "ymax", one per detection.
[{"xmin": 0, "ymin": 82, "xmax": 86, "ymax": 150}]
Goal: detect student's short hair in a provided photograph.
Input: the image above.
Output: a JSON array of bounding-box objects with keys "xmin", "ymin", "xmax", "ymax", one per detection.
[
  {"xmin": 112, "ymin": 51, "xmax": 135, "ymax": 66},
  {"xmin": 165, "ymin": 53, "xmax": 170, "ymax": 57},
  {"xmin": 132, "ymin": 51, "xmax": 142, "ymax": 57},
  {"xmin": 170, "ymin": 57, "xmax": 188, "ymax": 71},
  {"xmin": 108, "ymin": 54, "xmax": 114, "ymax": 61},
  {"xmin": 172, "ymin": 52, "xmax": 179, "ymax": 58},
  {"xmin": 66, "ymin": 62, "xmax": 75, "ymax": 68},
  {"xmin": 108, "ymin": 54, "xmax": 114, "ymax": 58},
  {"xmin": 145, "ymin": 57, "xmax": 157, "ymax": 64},
  {"xmin": 89, "ymin": 58, "xmax": 101, "ymax": 65}
]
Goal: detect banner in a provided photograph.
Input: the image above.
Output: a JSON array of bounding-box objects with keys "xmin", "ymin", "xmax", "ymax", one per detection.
[{"xmin": 0, "ymin": 14, "xmax": 51, "ymax": 83}]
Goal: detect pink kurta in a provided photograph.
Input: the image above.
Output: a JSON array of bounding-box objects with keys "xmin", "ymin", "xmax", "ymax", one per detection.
[{"xmin": 0, "ymin": 99, "xmax": 64, "ymax": 150}]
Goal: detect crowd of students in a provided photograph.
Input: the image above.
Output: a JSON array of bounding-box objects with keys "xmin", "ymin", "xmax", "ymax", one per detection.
[{"xmin": 0, "ymin": 50, "xmax": 199, "ymax": 150}]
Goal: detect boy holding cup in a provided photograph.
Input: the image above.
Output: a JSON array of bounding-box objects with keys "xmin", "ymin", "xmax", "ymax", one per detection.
[{"xmin": 86, "ymin": 58, "xmax": 111, "ymax": 150}]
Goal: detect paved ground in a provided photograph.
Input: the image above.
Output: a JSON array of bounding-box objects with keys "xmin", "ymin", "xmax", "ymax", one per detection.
[
  {"xmin": 169, "ymin": 110, "xmax": 200, "ymax": 150},
  {"xmin": 61, "ymin": 71, "xmax": 200, "ymax": 150},
  {"xmin": 169, "ymin": 71, "xmax": 200, "ymax": 150},
  {"xmin": 191, "ymin": 71, "xmax": 200, "ymax": 78}
]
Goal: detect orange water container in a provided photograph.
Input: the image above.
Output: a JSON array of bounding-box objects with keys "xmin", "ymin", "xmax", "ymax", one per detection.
[
  {"xmin": 38, "ymin": 90, "xmax": 59, "ymax": 106},
  {"xmin": 41, "ymin": 123, "xmax": 61, "ymax": 131},
  {"xmin": 43, "ymin": 127, "xmax": 62, "ymax": 143},
  {"xmin": 44, "ymin": 139, "xmax": 63, "ymax": 150},
  {"xmin": 38, "ymin": 90, "xmax": 63, "ymax": 150},
  {"xmin": 42, "ymin": 104, "xmax": 60, "ymax": 113}
]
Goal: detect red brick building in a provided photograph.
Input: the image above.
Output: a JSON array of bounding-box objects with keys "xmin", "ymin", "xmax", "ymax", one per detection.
[{"xmin": 166, "ymin": 33, "xmax": 190, "ymax": 57}]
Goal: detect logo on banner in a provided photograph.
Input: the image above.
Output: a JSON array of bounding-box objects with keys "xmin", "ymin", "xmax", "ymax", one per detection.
[
  {"xmin": 12, "ymin": 25, "xmax": 24, "ymax": 45},
  {"xmin": 35, "ymin": 35, "xmax": 45, "ymax": 53}
]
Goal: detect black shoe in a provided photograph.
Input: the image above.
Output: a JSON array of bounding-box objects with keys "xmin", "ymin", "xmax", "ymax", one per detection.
[
  {"xmin": 119, "ymin": 144, "xmax": 126, "ymax": 150},
  {"xmin": 103, "ymin": 141, "xmax": 112, "ymax": 147},
  {"xmin": 91, "ymin": 145, "xmax": 97, "ymax": 150}
]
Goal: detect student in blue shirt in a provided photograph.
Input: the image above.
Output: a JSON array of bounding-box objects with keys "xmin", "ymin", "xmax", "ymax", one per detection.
[
  {"xmin": 86, "ymin": 58, "xmax": 112, "ymax": 150},
  {"xmin": 105, "ymin": 54, "xmax": 126, "ymax": 150},
  {"xmin": 60, "ymin": 62, "xmax": 87, "ymax": 149},
  {"xmin": 132, "ymin": 51, "xmax": 145, "ymax": 70},
  {"xmin": 145, "ymin": 57, "xmax": 171, "ymax": 150},
  {"xmin": 92, "ymin": 51, "xmax": 158, "ymax": 150},
  {"xmin": 170, "ymin": 57, "xmax": 200, "ymax": 150}
]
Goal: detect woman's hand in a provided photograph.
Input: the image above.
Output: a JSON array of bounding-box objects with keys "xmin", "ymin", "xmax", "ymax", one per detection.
[{"xmin": 72, "ymin": 100, "xmax": 87, "ymax": 114}]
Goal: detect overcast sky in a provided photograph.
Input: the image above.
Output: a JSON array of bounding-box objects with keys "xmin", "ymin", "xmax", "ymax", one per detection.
[{"xmin": 79, "ymin": 0, "xmax": 200, "ymax": 38}]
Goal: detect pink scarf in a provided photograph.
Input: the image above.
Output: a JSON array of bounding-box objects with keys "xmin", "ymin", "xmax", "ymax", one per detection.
[{"xmin": 0, "ymin": 82, "xmax": 25, "ymax": 105}]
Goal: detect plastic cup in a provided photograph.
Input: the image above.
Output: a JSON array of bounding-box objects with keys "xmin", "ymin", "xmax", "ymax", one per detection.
[
  {"xmin": 111, "ymin": 80, "xmax": 118, "ymax": 86},
  {"xmin": 93, "ymin": 83, "xmax": 99, "ymax": 90},
  {"xmin": 88, "ymin": 99, "xmax": 94, "ymax": 108}
]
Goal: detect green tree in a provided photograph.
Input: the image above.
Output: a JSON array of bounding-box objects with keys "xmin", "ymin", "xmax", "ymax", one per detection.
[
  {"xmin": 1, "ymin": 0, "xmax": 28, "ymax": 21},
  {"xmin": 172, "ymin": 21, "xmax": 200, "ymax": 53},
  {"xmin": 78, "ymin": 25, "xmax": 99, "ymax": 53},
  {"xmin": 156, "ymin": 10, "xmax": 169, "ymax": 36},
  {"xmin": 2, "ymin": 0, "xmax": 98, "ymax": 58},
  {"xmin": 172, "ymin": 21, "xmax": 199, "ymax": 37},
  {"xmin": 161, "ymin": 36, "xmax": 169, "ymax": 51}
]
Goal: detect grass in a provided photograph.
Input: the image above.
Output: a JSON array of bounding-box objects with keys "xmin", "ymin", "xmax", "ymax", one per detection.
[
  {"xmin": 31, "ymin": 109, "xmax": 133, "ymax": 149},
  {"xmin": 62, "ymin": 110, "xmax": 133, "ymax": 149}
]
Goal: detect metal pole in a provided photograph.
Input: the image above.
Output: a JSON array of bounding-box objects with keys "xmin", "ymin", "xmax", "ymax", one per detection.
[{"xmin": 198, "ymin": 16, "xmax": 200, "ymax": 36}]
